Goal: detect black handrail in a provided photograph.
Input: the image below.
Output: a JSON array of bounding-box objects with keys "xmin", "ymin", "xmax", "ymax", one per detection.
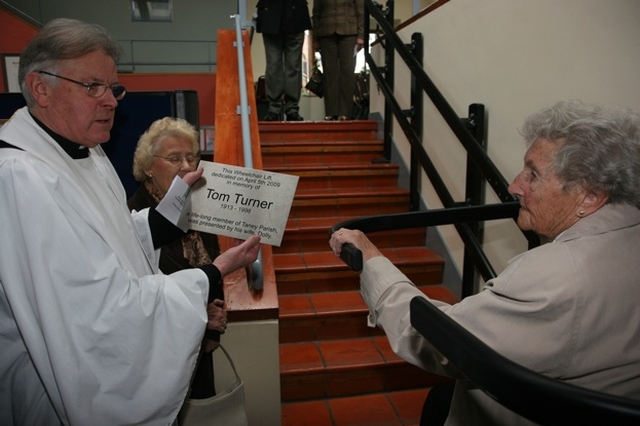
[
  {"xmin": 335, "ymin": 1, "xmax": 539, "ymax": 296},
  {"xmin": 331, "ymin": 203, "xmax": 521, "ymax": 283}
]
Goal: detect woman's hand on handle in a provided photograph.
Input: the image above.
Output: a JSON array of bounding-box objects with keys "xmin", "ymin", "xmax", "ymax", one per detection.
[{"xmin": 329, "ymin": 228, "xmax": 383, "ymax": 263}]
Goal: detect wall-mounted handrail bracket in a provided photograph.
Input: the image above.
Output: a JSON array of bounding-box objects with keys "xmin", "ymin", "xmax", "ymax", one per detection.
[
  {"xmin": 376, "ymin": 65, "xmax": 388, "ymax": 75},
  {"xmin": 402, "ymin": 107, "xmax": 414, "ymax": 118},
  {"xmin": 236, "ymin": 105, "xmax": 252, "ymax": 115}
]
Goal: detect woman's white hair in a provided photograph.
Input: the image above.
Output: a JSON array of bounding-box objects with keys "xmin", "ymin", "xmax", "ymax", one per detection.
[
  {"xmin": 520, "ymin": 100, "xmax": 640, "ymax": 208},
  {"xmin": 132, "ymin": 117, "xmax": 200, "ymax": 182}
]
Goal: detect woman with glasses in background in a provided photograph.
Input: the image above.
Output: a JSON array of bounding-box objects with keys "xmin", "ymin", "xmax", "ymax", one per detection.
[{"xmin": 128, "ymin": 117, "xmax": 224, "ymax": 400}]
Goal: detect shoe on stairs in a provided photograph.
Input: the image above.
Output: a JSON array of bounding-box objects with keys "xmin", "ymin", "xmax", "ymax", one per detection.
[
  {"xmin": 262, "ymin": 112, "xmax": 281, "ymax": 121},
  {"xmin": 286, "ymin": 112, "xmax": 304, "ymax": 121}
]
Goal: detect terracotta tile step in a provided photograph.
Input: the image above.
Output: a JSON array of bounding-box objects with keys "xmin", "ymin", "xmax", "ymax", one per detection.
[
  {"xmin": 262, "ymin": 141, "xmax": 385, "ymax": 166},
  {"xmin": 278, "ymin": 286, "xmax": 459, "ymax": 344},
  {"xmin": 290, "ymin": 187, "xmax": 410, "ymax": 219},
  {"xmin": 294, "ymin": 186, "xmax": 409, "ymax": 200},
  {"xmin": 266, "ymin": 162, "xmax": 399, "ymax": 191},
  {"xmin": 276, "ymin": 216, "xmax": 427, "ymax": 254},
  {"xmin": 258, "ymin": 120, "xmax": 378, "ymax": 142},
  {"xmin": 268, "ymin": 162, "xmax": 397, "ymax": 172},
  {"xmin": 281, "ymin": 388, "xmax": 439, "ymax": 426},
  {"xmin": 274, "ymin": 248, "xmax": 445, "ymax": 295},
  {"xmin": 261, "ymin": 139, "xmax": 382, "ymax": 149},
  {"xmin": 280, "ymin": 336, "xmax": 451, "ymax": 401}
]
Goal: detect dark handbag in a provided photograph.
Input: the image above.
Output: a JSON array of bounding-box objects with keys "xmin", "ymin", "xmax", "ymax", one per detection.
[
  {"xmin": 352, "ymin": 71, "xmax": 370, "ymax": 119},
  {"xmin": 305, "ymin": 68, "xmax": 324, "ymax": 98}
]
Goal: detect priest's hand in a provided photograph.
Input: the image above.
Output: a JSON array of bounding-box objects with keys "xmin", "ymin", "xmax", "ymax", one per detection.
[
  {"xmin": 213, "ymin": 235, "xmax": 261, "ymax": 277},
  {"xmin": 182, "ymin": 167, "xmax": 204, "ymax": 186}
]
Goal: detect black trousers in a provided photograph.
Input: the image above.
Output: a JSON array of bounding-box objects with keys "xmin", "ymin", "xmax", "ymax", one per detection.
[
  {"xmin": 420, "ymin": 382, "xmax": 456, "ymax": 426},
  {"xmin": 262, "ymin": 32, "xmax": 305, "ymax": 116},
  {"xmin": 318, "ymin": 33, "xmax": 357, "ymax": 118}
]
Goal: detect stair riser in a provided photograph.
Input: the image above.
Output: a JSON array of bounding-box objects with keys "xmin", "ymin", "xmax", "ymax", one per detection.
[
  {"xmin": 291, "ymin": 173, "xmax": 398, "ymax": 191},
  {"xmin": 279, "ymin": 314, "xmax": 383, "ymax": 344},
  {"xmin": 275, "ymin": 266, "xmax": 445, "ymax": 295},
  {"xmin": 263, "ymin": 151, "xmax": 383, "ymax": 166},
  {"xmin": 281, "ymin": 364, "xmax": 448, "ymax": 401},
  {"xmin": 260, "ymin": 129, "xmax": 377, "ymax": 142},
  {"xmin": 290, "ymin": 199, "xmax": 410, "ymax": 219},
  {"xmin": 275, "ymin": 229, "xmax": 427, "ymax": 255},
  {"xmin": 260, "ymin": 131, "xmax": 378, "ymax": 142}
]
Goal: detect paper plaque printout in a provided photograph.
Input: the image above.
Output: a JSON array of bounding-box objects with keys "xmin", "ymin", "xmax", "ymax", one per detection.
[{"xmin": 182, "ymin": 161, "xmax": 299, "ymax": 246}]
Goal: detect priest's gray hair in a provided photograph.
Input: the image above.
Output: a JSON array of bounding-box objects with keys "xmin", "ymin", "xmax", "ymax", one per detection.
[
  {"xmin": 520, "ymin": 100, "xmax": 640, "ymax": 208},
  {"xmin": 19, "ymin": 18, "xmax": 121, "ymax": 106},
  {"xmin": 132, "ymin": 117, "xmax": 200, "ymax": 182}
]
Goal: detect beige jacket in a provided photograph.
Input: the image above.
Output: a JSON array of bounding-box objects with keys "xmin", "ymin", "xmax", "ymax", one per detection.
[{"xmin": 361, "ymin": 203, "xmax": 640, "ymax": 425}]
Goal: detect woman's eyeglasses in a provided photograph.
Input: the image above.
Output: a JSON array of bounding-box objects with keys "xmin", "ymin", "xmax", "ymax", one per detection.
[
  {"xmin": 154, "ymin": 154, "xmax": 200, "ymax": 166},
  {"xmin": 36, "ymin": 70, "xmax": 127, "ymax": 100}
]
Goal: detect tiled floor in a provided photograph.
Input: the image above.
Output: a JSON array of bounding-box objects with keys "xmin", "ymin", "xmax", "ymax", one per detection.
[{"xmin": 281, "ymin": 388, "xmax": 429, "ymax": 426}]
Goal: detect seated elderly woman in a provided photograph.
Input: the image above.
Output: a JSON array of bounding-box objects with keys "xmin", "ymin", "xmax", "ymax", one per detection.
[
  {"xmin": 330, "ymin": 100, "xmax": 640, "ymax": 425},
  {"xmin": 128, "ymin": 117, "xmax": 223, "ymax": 399}
]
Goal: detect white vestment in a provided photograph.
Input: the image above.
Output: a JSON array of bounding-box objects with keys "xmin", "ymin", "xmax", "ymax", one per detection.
[{"xmin": 0, "ymin": 108, "xmax": 210, "ymax": 425}]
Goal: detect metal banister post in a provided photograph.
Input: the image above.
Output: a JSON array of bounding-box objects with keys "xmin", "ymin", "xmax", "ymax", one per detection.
[
  {"xmin": 461, "ymin": 103, "xmax": 486, "ymax": 297},
  {"xmin": 382, "ymin": 0, "xmax": 395, "ymax": 160},
  {"xmin": 232, "ymin": 14, "xmax": 263, "ymax": 291},
  {"xmin": 409, "ymin": 32, "xmax": 423, "ymax": 212}
]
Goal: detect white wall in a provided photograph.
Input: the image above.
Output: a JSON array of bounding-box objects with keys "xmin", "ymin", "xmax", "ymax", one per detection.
[{"xmin": 370, "ymin": 0, "xmax": 640, "ymax": 286}]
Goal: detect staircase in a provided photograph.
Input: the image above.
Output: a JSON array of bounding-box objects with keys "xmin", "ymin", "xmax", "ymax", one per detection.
[{"xmin": 259, "ymin": 119, "xmax": 458, "ymax": 425}]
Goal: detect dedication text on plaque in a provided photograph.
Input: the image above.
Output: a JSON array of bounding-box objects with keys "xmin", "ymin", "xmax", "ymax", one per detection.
[{"xmin": 182, "ymin": 161, "xmax": 299, "ymax": 246}]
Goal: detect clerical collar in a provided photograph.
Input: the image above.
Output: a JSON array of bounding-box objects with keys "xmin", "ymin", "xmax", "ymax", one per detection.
[{"xmin": 30, "ymin": 112, "xmax": 90, "ymax": 159}]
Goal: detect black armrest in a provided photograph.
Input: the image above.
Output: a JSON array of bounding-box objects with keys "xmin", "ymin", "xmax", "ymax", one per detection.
[{"xmin": 409, "ymin": 296, "xmax": 640, "ymax": 425}]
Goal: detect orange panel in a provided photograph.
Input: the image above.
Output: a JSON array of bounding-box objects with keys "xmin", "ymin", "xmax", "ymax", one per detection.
[
  {"xmin": 117, "ymin": 73, "xmax": 216, "ymax": 126},
  {"xmin": 214, "ymin": 29, "xmax": 277, "ymax": 320}
]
